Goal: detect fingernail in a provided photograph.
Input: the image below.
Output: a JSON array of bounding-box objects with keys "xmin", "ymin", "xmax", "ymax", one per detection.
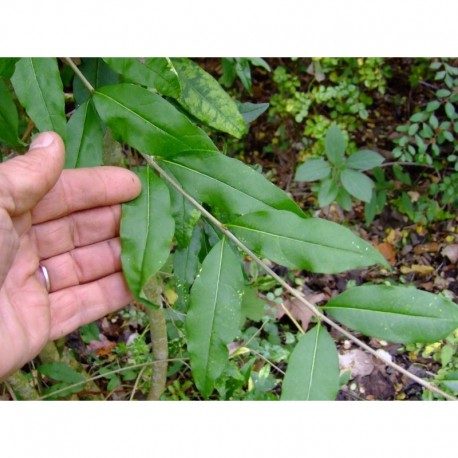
[{"xmin": 30, "ymin": 132, "xmax": 54, "ymax": 150}]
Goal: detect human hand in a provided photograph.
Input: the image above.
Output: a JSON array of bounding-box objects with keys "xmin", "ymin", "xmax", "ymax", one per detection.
[{"xmin": 0, "ymin": 132, "xmax": 141, "ymax": 379}]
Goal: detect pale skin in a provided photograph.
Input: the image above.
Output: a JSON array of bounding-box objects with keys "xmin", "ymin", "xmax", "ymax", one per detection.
[{"xmin": 0, "ymin": 132, "xmax": 141, "ymax": 379}]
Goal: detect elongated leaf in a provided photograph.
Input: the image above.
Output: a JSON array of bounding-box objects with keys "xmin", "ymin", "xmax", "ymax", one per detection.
[
  {"xmin": 324, "ymin": 285, "xmax": 458, "ymax": 343},
  {"xmin": 186, "ymin": 237, "xmax": 244, "ymax": 397},
  {"xmin": 65, "ymin": 100, "xmax": 104, "ymax": 168},
  {"xmin": 38, "ymin": 362, "xmax": 85, "ymax": 384},
  {"xmin": 93, "ymin": 83, "xmax": 217, "ymax": 157},
  {"xmin": 325, "ymin": 125, "xmax": 346, "ymax": 166},
  {"xmin": 103, "ymin": 58, "xmax": 181, "ymax": 98},
  {"xmin": 160, "ymin": 151, "xmax": 304, "ymax": 219},
  {"xmin": 281, "ymin": 325, "xmax": 339, "ymax": 400},
  {"xmin": 341, "ymin": 168, "xmax": 374, "ymax": 202},
  {"xmin": 73, "ymin": 58, "xmax": 120, "ymax": 106},
  {"xmin": 0, "ymin": 78, "xmax": 22, "ymax": 146},
  {"xmin": 295, "ymin": 158, "xmax": 331, "ymax": 182},
  {"xmin": 172, "ymin": 58, "xmax": 247, "ymax": 138},
  {"xmin": 11, "ymin": 58, "xmax": 66, "ymax": 141},
  {"xmin": 120, "ymin": 167, "xmax": 175, "ymax": 305},
  {"xmin": 347, "ymin": 150, "xmax": 385, "ymax": 170},
  {"xmin": 237, "ymin": 101, "xmax": 269, "ymax": 124},
  {"xmin": 229, "ymin": 209, "xmax": 388, "ymax": 273},
  {"xmin": 317, "ymin": 178, "xmax": 338, "ymax": 207}
]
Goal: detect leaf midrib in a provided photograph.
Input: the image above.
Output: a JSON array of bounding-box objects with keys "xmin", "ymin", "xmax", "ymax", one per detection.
[
  {"xmin": 30, "ymin": 58, "xmax": 55, "ymax": 129},
  {"xmin": 202, "ymin": 238, "xmax": 225, "ymax": 389},
  {"xmin": 229, "ymin": 222, "xmax": 370, "ymax": 257},
  {"xmin": 324, "ymin": 305, "xmax": 455, "ymax": 320},
  {"xmin": 94, "ymin": 89, "xmax": 191, "ymax": 149}
]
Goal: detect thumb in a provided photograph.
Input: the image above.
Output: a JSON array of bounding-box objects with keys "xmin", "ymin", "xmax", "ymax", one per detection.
[{"xmin": 0, "ymin": 132, "xmax": 65, "ymax": 216}]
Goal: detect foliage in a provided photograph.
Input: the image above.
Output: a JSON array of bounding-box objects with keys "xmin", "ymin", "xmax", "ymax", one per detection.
[
  {"xmin": 219, "ymin": 57, "xmax": 271, "ymax": 95},
  {"xmin": 393, "ymin": 60, "xmax": 458, "ymax": 168},
  {"xmin": 295, "ymin": 125, "xmax": 385, "ymax": 209},
  {"xmin": 1, "ymin": 57, "xmax": 457, "ymax": 401},
  {"xmin": 269, "ymin": 58, "xmax": 391, "ymax": 154}
]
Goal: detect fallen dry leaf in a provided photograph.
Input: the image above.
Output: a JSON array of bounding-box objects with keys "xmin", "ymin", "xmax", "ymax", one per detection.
[
  {"xmin": 87, "ymin": 334, "xmax": 116, "ymax": 356},
  {"xmin": 276, "ymin": 294, "xmax": 326, "ymax": 331},
  {"xmin": 375, "ymin": 242, "xmax": 396, "ymax": 265},
  {"xmin": 413, "ymin": 242, "xmax": 440, "ymax": 255},
  {"xmin": 442, "ymin": 244, "xmax": 458, "ymax": 264},
  {"xmin": 339, "ymin": 349, "xmax": 374, "ymax": 378},
  {"xmin": 400, "ymin": 264, "xmax": 434, "ymax": 275}
]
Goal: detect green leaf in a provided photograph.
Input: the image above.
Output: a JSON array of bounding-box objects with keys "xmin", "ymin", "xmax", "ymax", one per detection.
[
  {"xmin": 429, "ymin": 113, "xmax": 439, "ymax": 129},
  {"xmin": 247, "ymin": 57, "xmax": 271, "ymax": 72},
  {"xmin": 11, "ymin": 58, "xmax": 66, "ymax": 141},
  {"xmin": 228, "ymin": 209, "xmax": 388, "ymax": 274},
  {"xmin": 281, "ymin": 325, "xmax": 339, "ymax": 400},
  {"xmin": 186, "ymin": 237, "xmax": 244, "ymax": 397},
  {"xmin": 168, "ymin": 183, "xmax": 201, "ymax": 248},
  {"xmin": 410, "ymin": 111, "xmax": 429, "ymax": 122},
  {"xmin": 120, "ymin": 167, "xmax": 175, "ymax": 305},
  {"xmin": 241, "ymin": 286, "xmax": 266, "ymax": 322},
  {"xmin": 440, "ymin": 371, "xmax": 458, "ymax": 393},
  {"xmin": 237, "ymin": 102, "xmax": 269, "ymax": 124},
  {"xmin": 171, "ymin": 58, "xmax": 247, "ymax": 138},
  {"xmin": 235, "ymin": 59, "xmax": 252, "ymax": 93},
  {"xmin": 38, "ymin": 362, "xmax": 85, "ymax": 384},
  {"xmin": 436, "ymin": 88, "xmax": 451, "ymax": 98},
  {"xmin": 65, "ymin": 100, "xmax": 104, "ymax": 168},
  {"xmin": 324, "ymin": 285, "xmax": 458, "ymax": 344},
  {"xmin": 445, "ymin": 102, "xmax": 456, "ymax": 119},
  {"xmin": 93, "ymin": 83, "xmax": 217, "ymax": 157},
  {"xmin": 103, "ymin": 57, "xmax": 181, "ymax": 98},
  {"xmin": 317, "ymin": 178, "xmax": 338, "ymax": 207},
  {"xmin": 173, "ymin": 224, "xmax": 202, "ymax": 308},
  {"xmin": 408, "ymin": 123, "xmax": 419, "ymax": 136},
  {"xmin": 426, "ymin": 101, "xmax": 440, "ymax": 112},
  {"xmin": 73, "ymin": 58, "xmax": 120, "ymax": 106},
  {"xmin": 294, "ymin": 158, "xmax": 331, "ymax": 182},
  {"xmin": 325, "ymin": 125, "xmax": 347, "ymax": 166},
  {"xmin": 0, "ymin": 78, "xmax": 22, "ymax": 147},
  {"xmin": 160, "ymin": 151, "xmax": 304, "ymax": 219},
  {"xmin": 0, "ymin": 58, "xmax": 19, "ymax": 79},
  {"xmin": 346, "ymin": 150, "xmax": 385, "ymax": 170},
  {"xmin": 341, "ymin": 168, "xmax": 374, "ymax": 203},
  {"xmin": 79, "ymin": 322, "xmax": 100, "ymax": 344},
  {"xmin": 335, "ymin": 188, "xmax": 352, "ymax": 211},
  {"xmin": 420, "ymin": 123, "xmax": 434, "ymax": 138}
]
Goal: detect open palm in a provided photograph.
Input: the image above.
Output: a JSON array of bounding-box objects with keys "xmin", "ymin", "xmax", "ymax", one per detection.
[{"xmin": 0, "ymin": 133, "xmax": 141, "ymax": 378}]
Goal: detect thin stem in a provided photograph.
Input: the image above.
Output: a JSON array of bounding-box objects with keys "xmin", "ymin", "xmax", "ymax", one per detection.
[
  {"xmin": 142, "ymin": 152, "xmax": 456, "ymax": 401},
  {"xmin": 63, "ymin": 57, "xmax": 95, "ymax": 94},
  {"xmin": 379, "ymin": 161, "xmax": 436, "ymax": 170},
  {"xmin": 146, "ymin": 308, "xmax": 168, "ymax": 400}
]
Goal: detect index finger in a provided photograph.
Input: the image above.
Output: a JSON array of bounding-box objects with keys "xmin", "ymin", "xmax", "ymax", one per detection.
[{"xmin": 32, "ymin": 166, "xmax": 141, "ymax": 224}]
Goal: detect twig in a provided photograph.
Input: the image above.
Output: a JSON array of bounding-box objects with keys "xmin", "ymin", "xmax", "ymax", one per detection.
[
  {"xmin": 63, "ymin": 57, "xmax": 95, "ymax": 94},
  {"xmin": 379, "ymin": 161, "xmax": 436, "ymax": 170},
  {"xmin": 129, "ymin": 365, "xmax": 148, "ymax": 401},
  {"xmin": 142, "ymin": 152, "xmax": 457, "ymax": 401},
  {"xmin": 21, "ymin": 120, "xmax": 35, "ymax": 143}
]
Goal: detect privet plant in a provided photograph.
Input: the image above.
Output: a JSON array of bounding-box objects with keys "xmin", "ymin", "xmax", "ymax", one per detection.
[{"xmin": 1, "ymin": 57, "xmax": 458, "ymax": 400}]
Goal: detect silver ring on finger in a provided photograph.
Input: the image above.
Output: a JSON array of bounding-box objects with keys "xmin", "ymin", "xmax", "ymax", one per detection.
[{"xmin": 39, "ymin": 264, "xmax": 51, "ymax": 293}]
